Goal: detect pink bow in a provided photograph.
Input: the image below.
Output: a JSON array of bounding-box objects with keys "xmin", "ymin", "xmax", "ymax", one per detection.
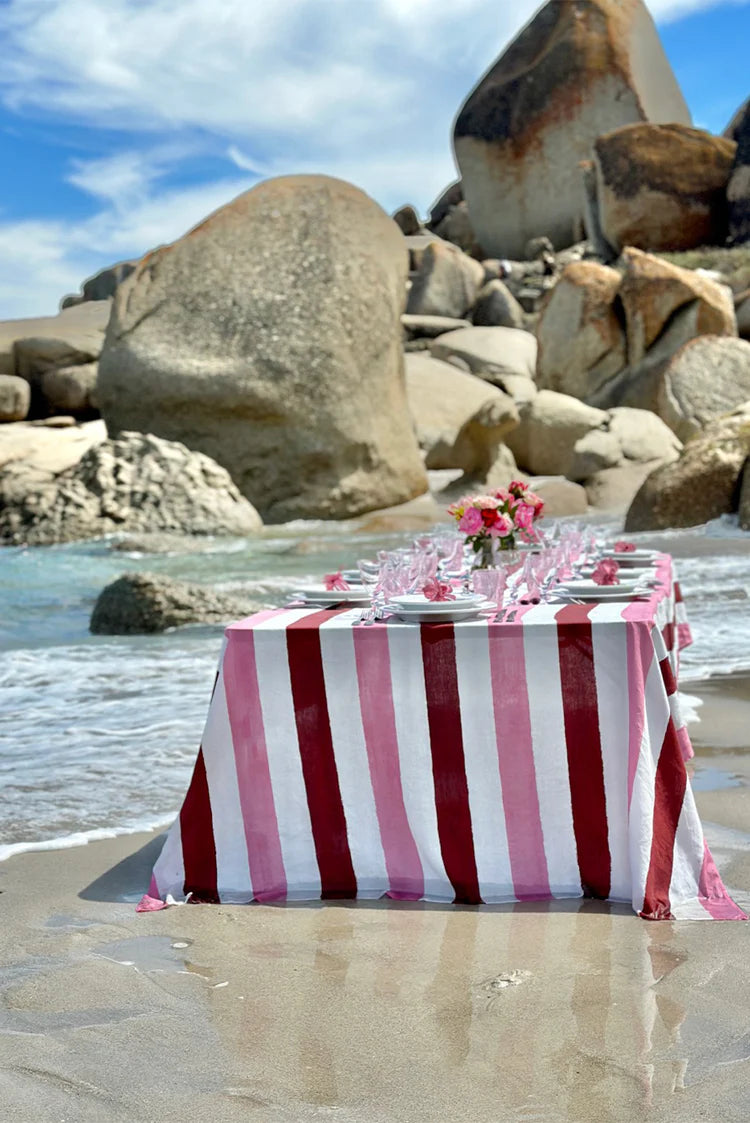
[
  {"xmin": 592, "ymin": 559, "xmax": 620, "ymax": 586},
  {"xmin": 324, "ymin": 571, "xmax": 351, "ymax": 592},
  {"xmin": 423, "ymin": 578, "xmax": 456, "ymax": 602},
  {"xmin": 614, "ymin": 540, "xmax": 636, "ymax": 553}
]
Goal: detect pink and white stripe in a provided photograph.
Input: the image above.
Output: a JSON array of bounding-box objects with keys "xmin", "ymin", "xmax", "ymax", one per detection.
[{"xmin": 141, "ymin": 558, "xmax": 744, "ymax": 920}]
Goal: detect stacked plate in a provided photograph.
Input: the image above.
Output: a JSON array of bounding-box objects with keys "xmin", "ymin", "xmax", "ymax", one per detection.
[
  {"xmin": 387, "ymin": 592, "xmax": 490, "ymax": 623},
  {"xmin": 293, "ymin": 583, "xmax": 372, "ymax": 607},
  {"xmin": 556, "ymin": 577, "xmax": 651, "ymax": 602},
  {"xmin": 601, "ymin": 549, "xmax": 658, "ymax": 567}
]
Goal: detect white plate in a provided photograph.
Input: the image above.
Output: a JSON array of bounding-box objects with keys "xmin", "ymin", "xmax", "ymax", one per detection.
[
  {"xmin": 557, "ymin": 589, "xmax": 652, "ymax": 602},
  {"xmin": 601, "ymin": 549, "xmax": 658, "ymax": 564},
  {"xmin": 293, "ymin": 584, "xmax": 371, "ymax": 606},
  {"xmin": 386, "ymin": 600, "xmax": 490, "ymax": 623},
  {"xmin": 557, "ymin": 580, "xmax": 645, "ymax": 595},
  {"xmin": 389, "ymin": 592, "xmax": 484, "ymax": 611}
]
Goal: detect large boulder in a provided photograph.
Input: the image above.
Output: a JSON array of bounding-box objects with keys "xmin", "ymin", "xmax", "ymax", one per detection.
[
  {"xmin": 453, "ymin": 0, "xmax": 690, "ymax": 259},
  {"xmin": 404, "ymin": 352, "xmax": 518, "ymax": 474},
  {"xmin": 97, "ymin": 175, "xmax": 427, "ymax": 522},
  {"xmin": 392, "ymin": 205, "xmax": 423, "ymax": 236},
  {"xmin": 90, "ymin": 572, "xmax": 259, "ymax": 635},
  {"xmin": 406, "ymin": 240, "xmax": 485, "ymax": 318},
  {"xmin": 619, "ymin": 248, "xmax": 736, "ymax": 367},
  {"xmin": 625, "ymin": 404, "xmax": 750, "ymax": 531},
  {"xmin": 535, "ymin": 261, "xmax": 627, "ymax": 400},
  {"xmin": 40, "ymin": 362, "xmax": 98, "ymax": 415},
  {"xmin": 431, "ymin": 201, "xmax": 485, "ymax": 259},
  {"xmin": 593, "ymin": 124, "xmax": 736, "ymax": 254},
  {"xmin": 0, "ymin": 301, "xmax": 109, "ymax": 379},
  {"xmin": 657, "ymin": 336, "xmax": 750, "ymax": 442},
  {"xmin": 0, "ymin": 376, "xmax": 30, "ymax": 422},
  {"xmin": 429, "ymin": 326, "xmax": 537, "ymax": 385},
  {"xmin": 504, "ymin": 390, "xmax": 608, "ymax": 477},
  {"xmin": 728, "ymin": 102, "xmax": 750, "ymax": 245},
  {"xmin": 428, "ymin": 181, "xmax": 463, "ymax": 228},
  {"xmin": 571, "ymin": 405, "xmax": 681, "ymax": 480},
  {"xmin": 0, "ymin": 431, "xmax": 262, "ymax": 546}
]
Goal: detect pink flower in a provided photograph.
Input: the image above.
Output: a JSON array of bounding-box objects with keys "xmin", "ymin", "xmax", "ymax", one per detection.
[
  {"xmin": 489, "ymin": 513, "xmax": 514, "ymax": 538},
  {"xmin": 614, "ymin": 540, "xmax": 636, "ymax": 553},
  {"xmin": 458, "ymin": 507, "xmax": 483, "ymax": 534},
  {"xmin": 423, "ymin": 578, "xmax": 456, "ymax": 603},
  {"xmin": 514, "ymin": 502, "xmax": 535, "ymax": 531},
  {"xmin": 324, "ymin": 571, "xmax": 351, "ymax": 591},
  {"xmin": 592, "ymin": 559, "xmax": 620, "ymax": 586},
  {"xmin": 471, "ymin": 495, "xmax": 501, "ymax": 510}
]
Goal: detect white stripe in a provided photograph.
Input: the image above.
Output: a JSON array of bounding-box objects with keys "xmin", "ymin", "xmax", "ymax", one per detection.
[
  {"xmin": 590, "ymin": 615, "xmax": 631, "ymax": 902},
  {"xmin": 151, "ymin": 817, "xmax": 185, "ymax": 901},
  {"xmin": 667, "ymin": 788, "xmax": 705, "ymax": 914},
  {"xmin": 522, "ymin": 608, "xmax": 581, "ymax": 898},
  {"xmin": 454, "ymin": 619, "xmax": 515, "ymax": 903},
  {"xmin": 252, "ymin": 610, "xmax": 321, "ymax": 899},
  {"xmin": 318, "ymin": 615, "xmax": 388, "ymax": 897},
  {"xmin": 386, "ymin": 620, "xmax": 454, "ymax": 901},
  {"xmin": 200, "ymin": 662, "xmax": 253, "ymax": 902}
]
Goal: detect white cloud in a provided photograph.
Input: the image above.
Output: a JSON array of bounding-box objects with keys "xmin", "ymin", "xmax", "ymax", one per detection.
[{"xmin": 0, "ymin": 0, "xmax": 747, "ymax": 317}]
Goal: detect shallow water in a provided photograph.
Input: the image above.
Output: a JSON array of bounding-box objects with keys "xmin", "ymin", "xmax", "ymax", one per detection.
[{"xmin": 1, "ymin": 517, "xmax": 749, "ymax": 857}]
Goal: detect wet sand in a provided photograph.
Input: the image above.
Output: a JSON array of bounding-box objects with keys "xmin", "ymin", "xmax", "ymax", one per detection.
[{"xmin": 2, "ymin": 676, "xmax": 750, "ymax": 1123}]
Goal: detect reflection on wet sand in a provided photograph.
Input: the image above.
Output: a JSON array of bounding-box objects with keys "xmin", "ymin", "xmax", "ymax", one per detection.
[{"xmin": 197, "ymin": 899, "xmax": 704, "ymax": 1121}]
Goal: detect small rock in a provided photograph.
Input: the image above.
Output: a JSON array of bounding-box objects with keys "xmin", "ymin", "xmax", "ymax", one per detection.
[
  {"xmin": 40, "ymin": 362, "xmax": 98, "ymax": 414},
  {"xmin": 90, "ymin": 572, "xmax": 259, "ymax": 634},
  {"xmin": 0, "ymin": 375, "xmax": 30, "ymax": 421},
  {"xmin": 472, "ymin": 280, "xmax": 525, "ymax": 329},
  {"xmin": 392, "ymin": 204, "xmax": 423, "ymax": 236}
]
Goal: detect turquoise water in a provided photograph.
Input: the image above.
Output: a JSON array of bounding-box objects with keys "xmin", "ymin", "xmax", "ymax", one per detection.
[{"xmin": 1, "ymin": 520, "xmax": 749, "ymax": 858}]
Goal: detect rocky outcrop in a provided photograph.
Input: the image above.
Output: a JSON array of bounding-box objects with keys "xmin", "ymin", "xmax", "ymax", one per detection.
[
  {"xmin": 406, "ymin": 240, "xmax": 485, "ymax": 318},
  {"xmin": 504, "ymin": 391, "xmax": 608, "ymax": 478},
  {"xmin": 728, "ymin": 101, "xmax": 750, "ymax": 245},
  {"xmin": 453, "ymin": 0, "xmax": 690, "ymax": 259},
  {"xmin": 0, "ymin": 431, "xmax": 262, "ymax": 545},
  {"xmin": 0, "ymin": 376, "xmax": 30, "ymax": 422},
  {"xmin": 405, "ymin": 352, "xmax": 518, "ymax": 474},
  {"xmin": 429, "ymin": 326, "xmax": 537, "ymax": 386},
  {"xmin": 593, "ymin": 124, "xmax": 736, "ymax": 253},
  {"xmin": 0, "ymin": 302, "xmax": 109, "ymax": 382},
  {"xmin": 657, "ymin": 336, "xmax": 750, "ymax": 442},
  {"xmin": 536, "ymin": 261, "xmax": 627, "ymax": 400},
  {"xmin": 625, "ymin": 404, "xmax": 750, "ymax": 531},
  {"xmin": 90, "ymin": 572, "xmax": 259, "ymax": 634},
  {"xmin": 97, "ymin": 175, "xmax": 427, "ymax": 522},
  {"xmin": 571, "ymin": 406, "xmax": 681, "ymax": 481}
]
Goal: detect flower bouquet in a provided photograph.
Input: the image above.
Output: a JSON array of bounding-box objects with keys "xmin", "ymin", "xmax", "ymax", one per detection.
[{"xmin": 448, "ymin": 481, "xmax": 545, "ymax": 569}]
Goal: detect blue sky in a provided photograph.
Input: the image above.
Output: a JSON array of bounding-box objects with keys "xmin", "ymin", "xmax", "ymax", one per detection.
[{"xmin": 0, "ymin": 0, "xmax": 748, "ymax": 318}]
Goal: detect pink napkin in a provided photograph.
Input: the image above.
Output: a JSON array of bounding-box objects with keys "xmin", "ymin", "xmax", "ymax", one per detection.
[
  {"xmin": 324, "ymin": 571, "xmax": 351, "ymax": 592},
  {"xmin": 592, "ymin": 559, "xmax": 620, "ymax": 586},
  {"xmin": 423, "ymin": 578, "xmax": 456, "ymax": 602},
  {"xmin": 614, "ymin": 540, "xmax": 636, "ymax": 553}
]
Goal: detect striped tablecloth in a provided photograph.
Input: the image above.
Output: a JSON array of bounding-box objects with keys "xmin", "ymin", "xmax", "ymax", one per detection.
[{"xmin": 142, "ymin": 555, "xmax": 745, "ymax": 920}]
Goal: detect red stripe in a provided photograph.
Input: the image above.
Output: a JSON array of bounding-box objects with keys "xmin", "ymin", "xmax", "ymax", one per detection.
[
  {"xmin": 659, "ymin": 655, "xmax": 677, "ymax": 698},
  {"xmin": 420, "ymin": 623, "xmax": 480, "ymax": 904},
  {"xmin": 556, "ymin": 605, "xmax": 611, "ymax": 899},
  {"xmin": 641, "ymin": 726, "xmax": 687, "ymax": 920},
  {"xmin": 661, "ymin": 622, "xmax": 675, "ymax": 658},
  {"xmin": 180, "ymin": 747, "xmax": 219, "ymax": 902},
  {"xmin": 286, "ymin": 610, "xmax": 357, "ymax": 900}
]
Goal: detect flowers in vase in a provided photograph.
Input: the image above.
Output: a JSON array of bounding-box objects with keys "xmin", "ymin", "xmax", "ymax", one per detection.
[{"xmin": 447, "ymin": 481, "xmax": 544, "ymax": 563}]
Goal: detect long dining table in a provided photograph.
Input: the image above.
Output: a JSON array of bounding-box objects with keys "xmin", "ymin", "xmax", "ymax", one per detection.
[{"xmin": 140, "ymin": 554, "xmax": 746, "ymax": 920}]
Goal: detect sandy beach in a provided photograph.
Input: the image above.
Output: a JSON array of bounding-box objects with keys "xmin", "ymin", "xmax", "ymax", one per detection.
[{"xmin": 0, "ymin": 675, "xmax": 748, "ymax": 1123}]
